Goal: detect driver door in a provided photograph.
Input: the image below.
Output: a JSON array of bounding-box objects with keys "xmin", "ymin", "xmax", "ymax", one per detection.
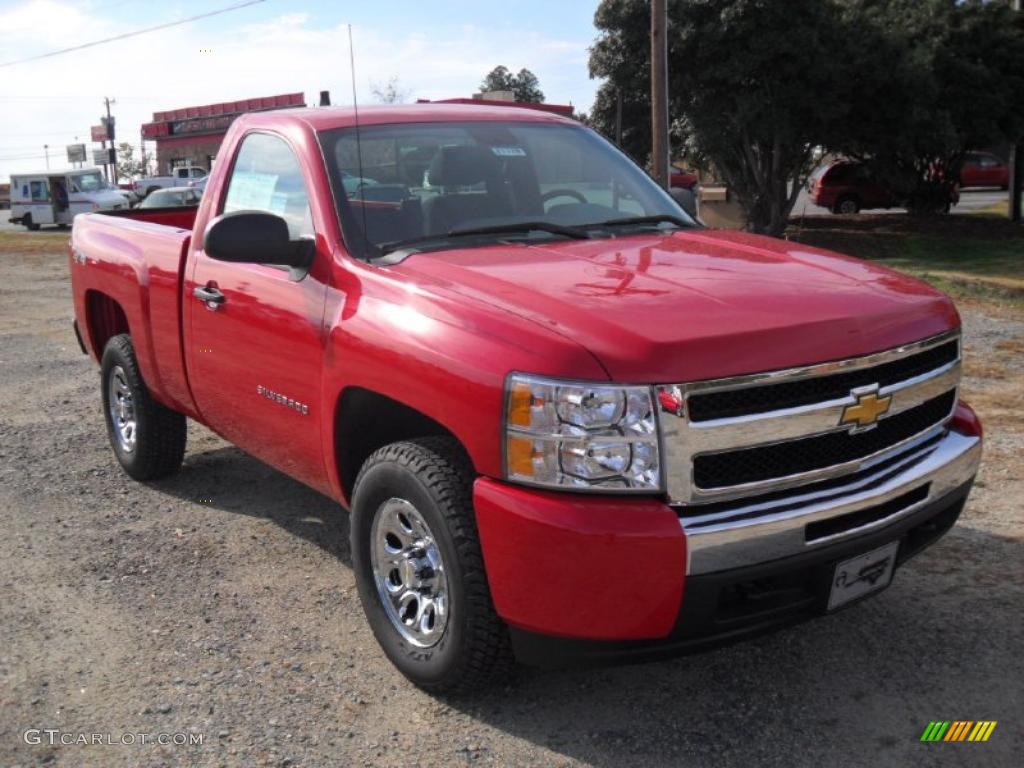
[{"xmin": 185, "ymin": 131, "xmax": 330, "ymax": 491}]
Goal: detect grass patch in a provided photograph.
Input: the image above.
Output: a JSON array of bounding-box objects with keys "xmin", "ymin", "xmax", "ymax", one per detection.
[
  {"xmin": 0, "ymin": 230, "xmax": 69, "ymax": 256},
  {"xmin": 788, "ymin": 214, "xmax": 1024, "ymax": 306}
]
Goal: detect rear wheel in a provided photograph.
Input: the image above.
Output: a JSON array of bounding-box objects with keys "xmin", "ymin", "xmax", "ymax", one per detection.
[
  {"xmin": 100, "ymin": 334, "xmax": 186, "ymax": 480},
  {"xmin": 351, "ymin": 437, "xmax": 514, "ymax": 693},
  {"xmin": 834, "ymin": 196, "xmax": 860, "ymax": 215}
]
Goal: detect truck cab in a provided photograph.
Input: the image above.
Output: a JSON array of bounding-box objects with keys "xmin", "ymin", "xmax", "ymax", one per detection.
[
  {"xmin": 134, "ymin": 166, "xmax": 209, "ymax": 198},
  {"xmin": 9, "ymin": 168, "xmax": 128, "ymax": 230}
]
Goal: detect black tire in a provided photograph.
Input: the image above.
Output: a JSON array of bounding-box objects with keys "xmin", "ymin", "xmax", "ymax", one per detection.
[
  {"xmin": 100, "ymin": 334, "xmax": 186, "ymax": 480},
  {"xmin": 834, "ymin": 195, "xmax": 860, "ymax": 215},
  {"xmin": 351, "ymin": 437, "xmax": 514, "ymax": 693},
  {"xmin": 24, "ymin": 214, "xmax": 40, "ymax": 231}
]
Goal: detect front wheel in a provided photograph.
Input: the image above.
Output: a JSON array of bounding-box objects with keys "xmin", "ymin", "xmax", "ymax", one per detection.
[
  {"xmin": 834, "ymin": 196, "xmax": 860, "ymax": 215},
  {"xmin": 101, "ymin": 334, "xmax": 186, "ymax": 480},
  {"xmin": 24, "ymin": 214, "xmax": 40, "ymax": 231},
  {"xmin": 351, "ymin": 437, "xmax": 514, "ymax": 693}
]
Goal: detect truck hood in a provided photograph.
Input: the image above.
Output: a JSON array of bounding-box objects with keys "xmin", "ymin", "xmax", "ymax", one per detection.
[{"xmin": 390, "ymin": 229, "xmax": 959, "ymax": 382}]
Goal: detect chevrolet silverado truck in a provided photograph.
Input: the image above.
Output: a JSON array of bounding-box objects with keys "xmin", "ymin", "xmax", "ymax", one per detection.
[{"xmin": 69, "ymin": 104, "xmax": 983, "ymax": 692}]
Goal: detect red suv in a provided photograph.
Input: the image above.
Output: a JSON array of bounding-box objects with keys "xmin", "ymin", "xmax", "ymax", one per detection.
[
  {"xmin": 810, "ymin": 161, "xmax": 959, "ymax": 214},
  {"xmin": 810, "ymin": 161, "xmax": 899, "ymax": 214},
  {"xmin": 959, "ymin": 152, "xmax": 1009, "ymax": 190}
]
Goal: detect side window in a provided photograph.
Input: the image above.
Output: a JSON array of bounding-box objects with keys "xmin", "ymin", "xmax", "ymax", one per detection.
[
  {"xmin": 223, "ymin": 133, "xmax": 313, "ymax": 238},
  {"xmin": 30, "ymin": 181, "xmax": 50, "ymax": 201}
]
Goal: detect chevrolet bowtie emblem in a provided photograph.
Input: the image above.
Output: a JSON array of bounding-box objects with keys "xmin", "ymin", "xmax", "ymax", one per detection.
[{"xmin": 840, "ymin": 388, "xmax": 892, "ymax": 430}]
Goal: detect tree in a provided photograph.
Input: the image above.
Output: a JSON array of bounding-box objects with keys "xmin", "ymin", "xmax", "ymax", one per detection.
[
  {"xmin": 370, "ymin": 76, "xmax": 410, "ymax": 104},
  {"xmin": 479, "ymin": 66, "xmax": 546, "ymax": 102},
  {"xmin": 591, "ymin": 0, "xmax": 869, "ymax": 235},
  {"xmin": 512, "ymin": 68, "xmax": 545, "ymax": 103},
  {"xmin": 116, "ymin": 142, "xmax": 145, "ymax": 181},
  {"xmin": 848, "ymin": 0, "xmax": 1024, "ymax": 213},
  {"xmin": 481, "ymin": 65, "xmax": 516, "ymax": 93}
]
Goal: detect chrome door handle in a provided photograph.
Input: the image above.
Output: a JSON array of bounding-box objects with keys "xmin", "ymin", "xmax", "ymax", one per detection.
[{"xmin": 193, "ymin": 285, "xmax": 225, "ymax": 310}]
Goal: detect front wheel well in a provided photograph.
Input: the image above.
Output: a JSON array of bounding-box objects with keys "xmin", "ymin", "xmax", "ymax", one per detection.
[{"xmin": 334, "ymin": 387, "xmax": 466, "ymax": 504}]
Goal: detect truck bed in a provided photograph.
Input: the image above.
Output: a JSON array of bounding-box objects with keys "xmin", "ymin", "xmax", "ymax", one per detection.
[
  {"xmin": 70, "ymin": 210, "xmax": 197, "ymax": 416},
  {"xmin": 102, "ymin": 205, "xmax": 199, "ymax": 231}
]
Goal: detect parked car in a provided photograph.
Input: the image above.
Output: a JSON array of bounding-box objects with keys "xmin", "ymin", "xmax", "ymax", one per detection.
[
  {"xmin": 959, "ymin": 152, "xmax": 1009, "ymax": 190},
  {"xmin": 8, "ymin": 168, "xmax": 128, "ymax": 230},
  {"xmin": 69, "ymin": 104, "xmax": 981, "ymax": 693},
  {"xmin": 138, "ymin": 187, "xmax": 202, "ymax": 209},
  {"xmin": 810, "ymin": 160, "xmax": 958, "ymax": 214},
  {"xmin": 133, "ymin": 166, "xmax": 208, "ymax": 198},
  {"xmin": 670, "ymin": 164, "xmax": 698, "ymax": 190}
]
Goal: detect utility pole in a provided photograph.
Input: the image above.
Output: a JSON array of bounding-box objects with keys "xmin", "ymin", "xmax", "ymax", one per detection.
[
  {"xmin": 104, "ymin": 96, "xmax": 118, "ymax": 185},
  {"xmin": 44, "ymin": 144, "xmax": 50, "ymax": 170},
  {"xmin": 650, "ymin": 0, "xmax": 669, "ymax": 189},
  {"xmin": 1011, "ymin": 0, "xmax": 1022, "ymax": 223},
  {"xmin": 140, "ymin": 128, "xmax": 147, "ymax": 180}
]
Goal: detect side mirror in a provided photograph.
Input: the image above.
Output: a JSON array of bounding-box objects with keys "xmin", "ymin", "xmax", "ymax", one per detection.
[
  {"xmin": 204, "ymin": 210, "xmax": 313, "ymax": 279},
  {"xmin": 669, "ymin": 187, "xmax": 698, "ymax": 220}
]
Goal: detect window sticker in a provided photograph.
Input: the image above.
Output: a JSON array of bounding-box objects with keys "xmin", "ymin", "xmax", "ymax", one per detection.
[
  {"xmin": 268, "ymin": 192, "xmax": 289, "ymax": 216},
  {"xmin": 490, "ymin": 146, "xmax": 527, "ymax": 157},
  {"xmin": 226, "ymin": 172, "xmax": 278, "ymax": 210}
]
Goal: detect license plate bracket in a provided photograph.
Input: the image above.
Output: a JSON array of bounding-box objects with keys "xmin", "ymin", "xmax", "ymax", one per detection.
[{"xmin": 828, "ymin": 540, "xmax": 899, "ymax": 611}]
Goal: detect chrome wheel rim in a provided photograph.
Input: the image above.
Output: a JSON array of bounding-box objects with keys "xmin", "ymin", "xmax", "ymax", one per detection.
[
  {"xmin": 370, "ymin": 498, "xmax": 449, "ymax": 648},
  {"xmin": 107, "ymin": 365, "xmax": 137, "ymax": 453},
  {"xmin": 839, "ymin": 200, "xmax": 857, "ymax": 214}
]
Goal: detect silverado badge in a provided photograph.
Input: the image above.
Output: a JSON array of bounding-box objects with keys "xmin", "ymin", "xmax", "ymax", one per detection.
[{"xmin": 840, "ymin": 387, "xmax": 892, "ymax": 431}]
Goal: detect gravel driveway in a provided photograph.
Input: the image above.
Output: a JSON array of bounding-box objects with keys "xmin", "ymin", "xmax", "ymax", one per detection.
[{"xmin": 1, "ymin": 233, "xmax": 1022, "ymax": 767}]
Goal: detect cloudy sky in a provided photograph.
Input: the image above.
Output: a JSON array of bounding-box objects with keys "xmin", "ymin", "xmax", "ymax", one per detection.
[{"xmin": 0, "ymin": 0, "xmax": 602, "ymax": 176}]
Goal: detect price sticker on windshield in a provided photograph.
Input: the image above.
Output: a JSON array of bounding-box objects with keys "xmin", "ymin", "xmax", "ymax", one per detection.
[{"xmin": 491, "ymin": 146, "xmax": 527, "ymax": 157}]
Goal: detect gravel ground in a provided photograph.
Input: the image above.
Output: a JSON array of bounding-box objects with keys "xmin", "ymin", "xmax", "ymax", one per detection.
[{"xmin": 1, "ymin": 232, "xmax": 1022, "ymax": 768}]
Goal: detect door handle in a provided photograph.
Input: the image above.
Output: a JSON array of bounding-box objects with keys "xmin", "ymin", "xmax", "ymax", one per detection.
[{"xmin": 193, "ymin": 284, "xmax": 225, "ymax": 310}]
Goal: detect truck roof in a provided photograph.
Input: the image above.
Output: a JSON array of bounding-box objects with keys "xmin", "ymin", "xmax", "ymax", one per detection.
[
  {"xmin": 11, "ymin": 167, "xmax": 104, "ymax": 179},
  {"xmin": 238, "ymin": 103, "xmax": 578, "ymax": 133}
]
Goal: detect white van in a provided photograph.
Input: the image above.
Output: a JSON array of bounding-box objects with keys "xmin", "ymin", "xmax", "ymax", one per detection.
[{"xmin": 8, "ymin": 168, "xmax": 129, "ymax": 230}]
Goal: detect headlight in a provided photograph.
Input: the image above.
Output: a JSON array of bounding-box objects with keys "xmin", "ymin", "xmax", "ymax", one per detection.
[{"xmin": 504, "ymin": 374, "xmax": 661, "ymax": 492}]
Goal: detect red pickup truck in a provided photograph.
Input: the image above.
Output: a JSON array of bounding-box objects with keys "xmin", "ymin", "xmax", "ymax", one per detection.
[{"xmin": 70, "ymin": 104, "xmax": 982, "ymax": 692}]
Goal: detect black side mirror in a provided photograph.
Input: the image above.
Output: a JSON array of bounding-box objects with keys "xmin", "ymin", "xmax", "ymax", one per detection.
[
  {"xmin": 203, "ymin": 210, "xmax": 314, "ymax": 280},
  {"xmin": 669, "ymin": 187, "xmax": 698, "ymax": 220}
]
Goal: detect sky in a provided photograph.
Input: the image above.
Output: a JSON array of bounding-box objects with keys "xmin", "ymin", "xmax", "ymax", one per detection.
[{"xmin": 0, "ymin": 0, "xmax": 602, "ymax": 177}]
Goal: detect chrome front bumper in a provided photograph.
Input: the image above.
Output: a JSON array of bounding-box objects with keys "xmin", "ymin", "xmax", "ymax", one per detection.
[{"xmin": 681, "ymin": 427, "xmax": 981, "ymax": 574}]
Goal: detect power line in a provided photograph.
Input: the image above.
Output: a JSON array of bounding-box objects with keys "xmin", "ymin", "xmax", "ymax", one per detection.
[{"xmin": 0, "ymin": 0, "xmax": 267, "ymax": 69}]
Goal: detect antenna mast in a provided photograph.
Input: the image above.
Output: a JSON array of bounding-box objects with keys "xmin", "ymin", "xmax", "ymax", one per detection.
[{"xmin": 348, "ymin": 24, "xmax": 368, "ymax": 240}]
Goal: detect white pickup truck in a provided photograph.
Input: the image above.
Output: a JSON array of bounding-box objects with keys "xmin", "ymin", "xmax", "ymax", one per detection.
[{"xmin": 133, "ymin": 166, "xmax": 208, "ymax": 198}]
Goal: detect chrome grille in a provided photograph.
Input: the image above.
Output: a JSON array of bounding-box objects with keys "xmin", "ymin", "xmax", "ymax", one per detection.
[{"xmin": 658, "ymin": 330, "xmax": 961, "ymax": 504}]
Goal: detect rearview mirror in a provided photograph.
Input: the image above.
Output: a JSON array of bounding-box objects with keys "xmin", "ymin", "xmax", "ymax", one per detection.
[
  {"xmin": 203, "ymin": 210, "xmax": 313, "ymax": 279},
  {"xmin": 669, "ymin": 187, "xmax": 698, "ymax": 220}
]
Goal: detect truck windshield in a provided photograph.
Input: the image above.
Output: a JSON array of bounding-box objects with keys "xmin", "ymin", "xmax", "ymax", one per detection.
[
  {"xmin": 73, "ymin": 172, "xmax": 104, "ymax": 193},
  {"xmin": 318, "ymin": 121, "xmax": 695, "ymax": 258}
]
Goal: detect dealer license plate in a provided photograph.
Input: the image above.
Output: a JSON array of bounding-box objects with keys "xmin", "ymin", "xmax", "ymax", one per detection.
[{"xmin": 828, "ymin": 541, "xmax": 899, "ymax": 611}]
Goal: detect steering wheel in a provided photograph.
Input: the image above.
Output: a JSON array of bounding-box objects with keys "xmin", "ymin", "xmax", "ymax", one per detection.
[{"xmin": 541, "ymin": 188, "xmax": 588, "ymax": 208}]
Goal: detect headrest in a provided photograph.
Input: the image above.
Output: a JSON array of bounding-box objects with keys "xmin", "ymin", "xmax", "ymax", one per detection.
[{"xmin": 426, "ymin": 145, "xmax": 500, "ymax": 188}]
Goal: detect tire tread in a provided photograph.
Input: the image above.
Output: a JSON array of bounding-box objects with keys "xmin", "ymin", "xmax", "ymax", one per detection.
[
  {"xmin": 102, "ymin": 334, "xmax": 186, "ymax": 480},
  {"xmin": 354, "ymin": 437, "xmax": 514, "ymax": 693}
]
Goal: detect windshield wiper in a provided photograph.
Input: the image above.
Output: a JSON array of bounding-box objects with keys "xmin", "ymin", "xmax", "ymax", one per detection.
[
  {"xmin": 378, "ymin": 221, "xmax": 590, "ymax": 256},
  {"xmin": 586, "ymin": 214, "xmax": 691, "ymax": 230}
]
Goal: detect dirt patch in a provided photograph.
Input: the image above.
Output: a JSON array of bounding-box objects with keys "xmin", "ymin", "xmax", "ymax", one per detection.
[{"xmin": 2, "ymin": 238, "xmax": 1022, "ymax": 767}]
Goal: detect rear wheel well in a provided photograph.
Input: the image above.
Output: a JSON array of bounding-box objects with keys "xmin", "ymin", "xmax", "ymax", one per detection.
[
  {"xmin": 335, "ymin": 387, "xmax": 463, "ymax": 504},
  {"xmin": 85, "ymin": 291, "xmax": 129, "ymax": 356}
]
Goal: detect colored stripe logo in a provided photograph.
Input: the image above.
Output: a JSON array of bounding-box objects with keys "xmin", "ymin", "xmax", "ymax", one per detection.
[{"xmin": 920, "ymin": 721, "xmax": 997, "ymax": 742}]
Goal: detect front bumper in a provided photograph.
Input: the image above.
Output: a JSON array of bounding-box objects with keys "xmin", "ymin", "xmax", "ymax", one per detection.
[{"xmin": 473, "ymin": 405, "xmax": 981, "ymax": 656}]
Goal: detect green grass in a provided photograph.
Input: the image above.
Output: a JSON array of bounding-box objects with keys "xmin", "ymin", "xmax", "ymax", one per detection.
[{"xmin": 788, "ymin": 214, "xmax": 1024, "ymax": 305}]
